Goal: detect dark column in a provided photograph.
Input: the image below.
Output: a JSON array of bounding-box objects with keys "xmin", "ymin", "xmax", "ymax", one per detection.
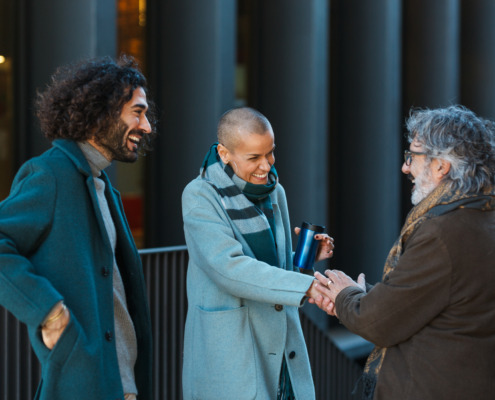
[
  {"xmin": 18, "ymin": 0, "xmax": 117, "ymax": 162},
  {"xmin": 330, "ymin": 0, "xmax": 402, "ymax": 284},
  {"xmin": 403, "ymin": 0, "xmax": 460, "ymax": 109},
  {"xmin": 460, "ymin": 0, "xmax": 495, "ymax": 120},
  {"xmin": 253, "ymin": 0, "xmax": 329, "ymax": 326},
  {"xmin": 146, "ymin": 0, "xmax": 236, "ymax": 246},
  {"xmin": 254, "ymin": 0, "xmax": 329, "ymax": 254},
  {"xmin": 402, "ymin": 0, "xmax": 460, "ymax": 219}
]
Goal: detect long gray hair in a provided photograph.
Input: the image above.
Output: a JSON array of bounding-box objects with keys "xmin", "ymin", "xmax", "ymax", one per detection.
[{"xmin": 406, "ymin": 105, "xmax": 495, "ymax": 194}]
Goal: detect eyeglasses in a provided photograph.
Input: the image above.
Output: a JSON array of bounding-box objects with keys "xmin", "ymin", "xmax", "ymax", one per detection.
[{"xmin": 404, "ymin": 149, "xmax": 427, "ymax": 166}]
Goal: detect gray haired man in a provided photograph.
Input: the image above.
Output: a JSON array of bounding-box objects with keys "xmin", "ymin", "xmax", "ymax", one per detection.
[{"xmin": 312, "ymin": 105, "xmax": 495, "ymax": 400}]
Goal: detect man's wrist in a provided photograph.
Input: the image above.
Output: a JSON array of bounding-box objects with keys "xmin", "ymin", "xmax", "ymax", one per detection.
[{"xmin": 42, "ymin": 302, "xmax": 67, "ymax": 328}]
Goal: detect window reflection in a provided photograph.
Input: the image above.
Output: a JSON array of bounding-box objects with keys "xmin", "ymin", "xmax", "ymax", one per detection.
[
  {"xmin": 0, "ymin": 0, "xmax": 14, "ymax": 201},
  {"xmin": 117, "ymin": 0, "xmax": 147, "ymax": 247}
]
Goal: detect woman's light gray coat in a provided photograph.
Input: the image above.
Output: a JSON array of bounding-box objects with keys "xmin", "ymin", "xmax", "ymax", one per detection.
[{"xmin": 182, "ymin": 176, "xmax": 316, "ymax": 400}]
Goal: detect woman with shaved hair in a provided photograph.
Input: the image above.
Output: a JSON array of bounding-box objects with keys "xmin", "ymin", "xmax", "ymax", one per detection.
[{"xmin": 181, "ymin": 107, "xmax": 334, "ymax": 400}]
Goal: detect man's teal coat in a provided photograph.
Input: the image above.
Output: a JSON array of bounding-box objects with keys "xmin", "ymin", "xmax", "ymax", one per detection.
[{"xmin": 0, "ymin": 140, "xmax": 153, "ymax": 399}]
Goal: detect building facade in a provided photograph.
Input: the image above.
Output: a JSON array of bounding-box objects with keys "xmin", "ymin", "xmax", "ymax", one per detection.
[{"xmin": 1, "ymin": 0, "xmax": 495, "ymax": 324}]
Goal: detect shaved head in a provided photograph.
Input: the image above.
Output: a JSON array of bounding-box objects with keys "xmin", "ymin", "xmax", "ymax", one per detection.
[{"xmin": 217, "ymin": 107, "xmax": 273, "ymax": 151}]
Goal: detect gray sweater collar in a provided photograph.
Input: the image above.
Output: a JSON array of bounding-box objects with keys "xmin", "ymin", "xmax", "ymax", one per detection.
[{"xmin": 77, "ymin": 142, "xmax": 111, "ymax": 177}]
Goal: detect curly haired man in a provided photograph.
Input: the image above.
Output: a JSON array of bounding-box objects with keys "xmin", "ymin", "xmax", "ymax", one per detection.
[{"xmin": 0, "ymin": 55, "xmax": 156, "ymax": 400}]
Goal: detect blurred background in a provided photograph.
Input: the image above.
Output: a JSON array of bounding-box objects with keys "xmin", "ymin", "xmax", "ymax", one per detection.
[{"xmin": 1, "ymin": 0, "xmax": 495, "ymax": 352}]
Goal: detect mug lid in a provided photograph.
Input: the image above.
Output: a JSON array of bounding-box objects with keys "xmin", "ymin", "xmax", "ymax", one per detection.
[{"xmin": 301, "ymin": 221, "xmax": 325, "ymax": 233}]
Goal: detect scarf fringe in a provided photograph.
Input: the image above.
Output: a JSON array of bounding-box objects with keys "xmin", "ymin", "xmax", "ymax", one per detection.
[{"xmin": 351, "ymin": 374, "xmax": 376, "ymax": 400}]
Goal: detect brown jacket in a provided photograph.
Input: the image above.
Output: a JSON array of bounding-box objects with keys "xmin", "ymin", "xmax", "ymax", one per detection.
[{"xmin": 337, "ymin": 207, "xmax": 495, "ymax": 400}]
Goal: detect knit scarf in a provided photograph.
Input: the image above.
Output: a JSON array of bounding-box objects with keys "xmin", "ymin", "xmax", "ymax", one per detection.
[
  {"xmin": 201, "ymin": 143, "xmax": 279, "ymax": 266},
  {"xmin": 360, "ymin": 180, "xmax": 495, "ymax": 400}
]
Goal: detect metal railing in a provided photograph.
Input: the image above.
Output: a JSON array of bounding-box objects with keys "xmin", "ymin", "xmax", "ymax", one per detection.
[
  {"xmin": 140, "ymin": 246, "xmax": 189, "ymax": 399},
  {"xmin": 0, "ymin": 246, "xmax": 363, "ymax": 399}
]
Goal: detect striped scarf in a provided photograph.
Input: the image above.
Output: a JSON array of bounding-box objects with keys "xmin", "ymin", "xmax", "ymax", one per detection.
[
  {"xmin": 361, "ymin": 180, "xmax": 495, "ymax": 399},
  {"xmin": 201, "ymin": 143, "xmax": 279, "ymax": 266}
]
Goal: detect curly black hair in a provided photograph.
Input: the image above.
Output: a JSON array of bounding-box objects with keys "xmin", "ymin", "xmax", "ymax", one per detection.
[{"xmin": 36, "ymin": 55, "xmax": 157, "ymax": 149}]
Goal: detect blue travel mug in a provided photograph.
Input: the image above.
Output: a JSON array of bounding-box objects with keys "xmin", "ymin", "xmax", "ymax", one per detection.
[{"xmin": 293, "ymin": 221, "xmax": 325, "ymax": 275}]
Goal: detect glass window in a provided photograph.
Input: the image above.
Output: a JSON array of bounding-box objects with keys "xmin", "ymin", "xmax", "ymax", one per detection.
[
  {"xmin": 117, "ymin": 0, "xmax": 147, "ymax": 248},
  {"xmin": 0, "ymin": 0, "xmax": 15, "ymax": 201}
]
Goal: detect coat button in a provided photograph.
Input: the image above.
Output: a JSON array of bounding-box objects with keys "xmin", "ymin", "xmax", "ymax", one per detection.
[
  {"xmin": 289, "ymin": 351, "xmax": 296, "ymax": 359},
  {"xmin": 275, "ymin": 304, "xmax": 284, "ymax": 311},
  {"xmin": 101, "ymin": 267, "xmax": 110, "ymax": 277},
  {"xmin": 105, "ymin": 330, "xmax": 113, "ymax": 341}
]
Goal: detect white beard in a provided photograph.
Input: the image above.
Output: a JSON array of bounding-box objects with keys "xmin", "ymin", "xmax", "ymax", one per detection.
[{"xmin": 411, "ymin": 168, "xmax": 438, "ymax": 205}]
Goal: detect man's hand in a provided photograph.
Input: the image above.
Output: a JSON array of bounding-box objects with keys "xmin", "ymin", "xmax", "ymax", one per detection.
[
  {"xmin": 310, "ymin": 270, "xmax": 366, "ymax": 316},
  {"xmin": 306, "ymin": 280, "xmax": 337, "ymax": 316},
  {"xmin": 41, "ymin": 303, "xmax": 70, "ymax": 350}
]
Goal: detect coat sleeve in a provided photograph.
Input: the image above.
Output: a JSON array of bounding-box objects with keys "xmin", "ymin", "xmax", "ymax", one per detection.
[
  {"xmin": 0, "ymin": 159, "xmax": 64, "ymax": 328},
  {"xmin": 335, "ymin": 219, "xmax": 451, "ymax": 348},
  {"xmin": 182, "ymin": 180, "xmax": 314, "ymax": 307}
]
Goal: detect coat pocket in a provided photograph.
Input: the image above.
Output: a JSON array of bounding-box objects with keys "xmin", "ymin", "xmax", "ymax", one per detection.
[
  {"xmin": 38, "ymin": 316, "xmax": 103, "ymax": 399},
  {"xmin": 192, "ymin": 305, "xmax": 257, "ymax": 400},
  {"xmin": 44, "ymin": 312, "xmax": 82, "ymax": 368}
]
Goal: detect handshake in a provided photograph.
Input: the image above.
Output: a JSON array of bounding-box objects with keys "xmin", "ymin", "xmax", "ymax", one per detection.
[
  {"xmin": 306, "ymin": 269, "xmax": 366, "ymax": 317},
  {"xmin": 293, "ymin": 226, "xmax": 365, "ymax": 317}
]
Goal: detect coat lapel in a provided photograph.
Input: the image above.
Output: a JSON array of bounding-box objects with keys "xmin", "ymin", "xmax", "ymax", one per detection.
[
  {"xmin": 99, "ymin": 171, "xmax": 141, "ymax": 268},
  {"xmin": 53, "ymin": 139, "xmax": 137, "ymax": 264},
  {"xmin": 271, "ymin": 197, "xmax": 287, "ymax": 270},
  {"xmin": 53, "ymin": 139, "xmax": 114, "ymax": 255}
]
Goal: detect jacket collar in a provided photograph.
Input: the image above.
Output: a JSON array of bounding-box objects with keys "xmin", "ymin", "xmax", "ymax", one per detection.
[{"xmin": 52, "ymin": 139, "xmax": 96, "ymax": 177}]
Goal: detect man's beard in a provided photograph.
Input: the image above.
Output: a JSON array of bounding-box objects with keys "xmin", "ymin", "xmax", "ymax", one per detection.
[
  {"xmin": 96, "ymin": 119, "xmax": 141, "ymax": 163},
  {"xmin": 411, "ymin": 167, "xmax": 438, "ymax": 205}
]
